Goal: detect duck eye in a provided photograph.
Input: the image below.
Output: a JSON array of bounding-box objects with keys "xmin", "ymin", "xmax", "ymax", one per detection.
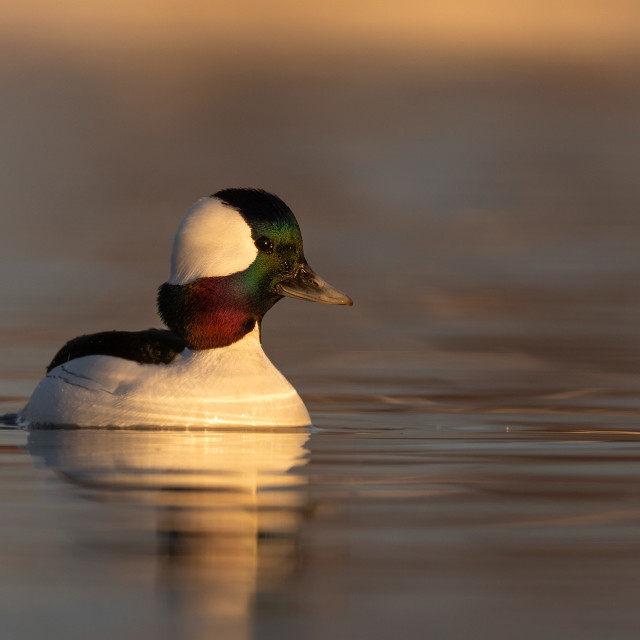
[{"xmin": 255, "ymin": 236, "xmax": 274, "ymax": 254}]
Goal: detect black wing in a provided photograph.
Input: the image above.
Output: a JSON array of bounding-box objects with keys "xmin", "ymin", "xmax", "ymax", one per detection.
[{"xmin": 46, "ymin": 329, "xmax": 187, "ymax": 373}]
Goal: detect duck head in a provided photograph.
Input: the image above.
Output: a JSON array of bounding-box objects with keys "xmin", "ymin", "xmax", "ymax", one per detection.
[{"xmin": 158, "ymin": 189, "xmax": 352, "ymax": 350}]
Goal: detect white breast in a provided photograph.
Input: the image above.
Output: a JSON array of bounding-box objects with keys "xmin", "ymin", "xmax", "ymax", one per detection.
[{"xmin": 19, "ymin": 328, "xmax": 311, "ymax": 428}]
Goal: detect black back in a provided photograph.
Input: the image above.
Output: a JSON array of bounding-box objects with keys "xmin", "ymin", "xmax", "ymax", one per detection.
[{"xmin": 46, "ymin": 329, "xmax": 187, "ymax": 372}]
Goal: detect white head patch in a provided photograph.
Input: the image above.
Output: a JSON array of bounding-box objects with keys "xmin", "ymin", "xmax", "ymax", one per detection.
[{"xmin": 168, "ymin": 197, "xmax": 258, "ymax": 285}]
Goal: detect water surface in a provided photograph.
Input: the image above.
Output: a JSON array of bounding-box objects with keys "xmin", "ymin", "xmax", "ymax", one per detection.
[{"xmin": 2, "ymin": 377, "xmax": 640, "ymax": 640}]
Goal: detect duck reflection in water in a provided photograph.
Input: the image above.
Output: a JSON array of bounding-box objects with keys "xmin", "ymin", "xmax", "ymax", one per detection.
[{"xmin": 27, "ymin": 427, "xmax": 310, "ymax": 629}]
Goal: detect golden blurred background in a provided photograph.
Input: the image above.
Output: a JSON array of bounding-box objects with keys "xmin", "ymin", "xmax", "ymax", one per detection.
[
  {"xmin": 3, "ymin": 1, "xmax": 640, "ymax": 57},
  {"xmin": 1, "ymin": 0, "xmax": 639, "ymax": 393}
]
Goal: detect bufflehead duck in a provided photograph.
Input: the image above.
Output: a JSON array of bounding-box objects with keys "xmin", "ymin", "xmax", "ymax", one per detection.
[{"xmin": 18, "ymin": 188, "xmax": 352, "ymax": 428}]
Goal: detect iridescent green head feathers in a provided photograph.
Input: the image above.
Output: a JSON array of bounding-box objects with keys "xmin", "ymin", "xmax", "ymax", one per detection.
[{"xmin": 158, "ymin": 189, "xmax": 352, "ymax": 350}]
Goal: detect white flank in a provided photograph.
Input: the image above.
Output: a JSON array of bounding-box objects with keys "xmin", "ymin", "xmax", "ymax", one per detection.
[
  {"xmin": 19, "ymin": 327, "xmax": 312, "ymax": 428},
  {"xmin": 168, "ymin": 196, "xmax": 258, "ymax": 284}
]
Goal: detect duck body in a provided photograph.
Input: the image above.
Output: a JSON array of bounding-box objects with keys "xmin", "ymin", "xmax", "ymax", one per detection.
[
  {"xmin": 18, "ymin": 189, "xmax": 351, "ymax": 428},
  {"xmin": 19, "ymin": 327, "xmax": 310, "ymax": 427}
]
